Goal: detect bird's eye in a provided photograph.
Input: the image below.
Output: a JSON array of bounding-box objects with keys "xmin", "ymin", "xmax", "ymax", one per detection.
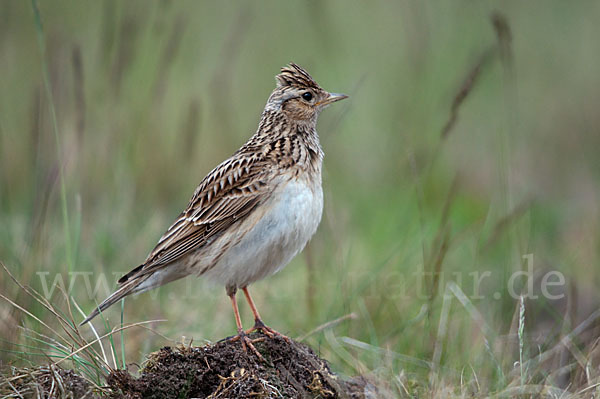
[{"xmin": 302, "ymin": 92, "xmax": 313, "ymax": 101}]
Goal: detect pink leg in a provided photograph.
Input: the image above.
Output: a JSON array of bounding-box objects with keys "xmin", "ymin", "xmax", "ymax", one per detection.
[{"xmin": 242, "ymin": 287, "xmax": 289, "ymax": 341}]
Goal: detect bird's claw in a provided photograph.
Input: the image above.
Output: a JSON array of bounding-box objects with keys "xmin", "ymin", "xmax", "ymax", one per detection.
[
  {"xmin": 246, "ymin": 319, "xmax": 290, "ymax": 342},
  {"xmin": 229, "ymin": 330, "xmax": 266, "ymax": 362}
]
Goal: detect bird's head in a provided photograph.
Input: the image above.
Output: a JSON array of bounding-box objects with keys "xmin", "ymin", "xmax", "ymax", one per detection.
[{"xmin": 265, "ymin": 63, "xmax": 347, "ymax": 123}]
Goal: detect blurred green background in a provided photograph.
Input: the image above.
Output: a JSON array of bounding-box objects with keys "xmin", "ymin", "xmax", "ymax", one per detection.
[{"xmin": 1, "ymin": 0, "xmax": 600, "ymax": 395}]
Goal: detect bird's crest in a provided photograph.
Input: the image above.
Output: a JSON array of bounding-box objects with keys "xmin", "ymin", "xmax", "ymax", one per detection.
[{"xmin": 275, "ymin": 63, "xmax": 321, "ymax": 90}]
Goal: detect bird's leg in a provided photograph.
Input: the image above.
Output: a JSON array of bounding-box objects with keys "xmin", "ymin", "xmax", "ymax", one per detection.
[
  {"xmin": 227, "ymin": 289, "xmax": 265, "ymax": 361},
  {"xmin": 242, "ymin": 287, "xmax": 290, "ymax": 341}
]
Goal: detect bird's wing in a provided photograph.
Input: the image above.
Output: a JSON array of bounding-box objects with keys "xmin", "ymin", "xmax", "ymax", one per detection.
[
  {"xmin": 118, "ymin": 152, "xmax": 274, "ymax": 284},
  {"xmin": 80, "ymin": 149, "xmax": 278, "ymax": 325}
]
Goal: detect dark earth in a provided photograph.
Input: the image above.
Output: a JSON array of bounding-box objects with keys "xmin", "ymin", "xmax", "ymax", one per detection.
[
  {"xmin": 108, "ymin": 332, "xmax": 370, "ymax": 398},
  {"xmin": 3, "ymin": 332, "xmax": 373, "ymax": 398},
  {"xmin": 1, "ymin": 366, "xmax": 95, "ymax": 398}
]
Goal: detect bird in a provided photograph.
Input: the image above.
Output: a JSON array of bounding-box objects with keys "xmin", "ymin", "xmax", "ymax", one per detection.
[{"xmin": 81, "ymin": 63, "xmax": 347, "ymax": 355}]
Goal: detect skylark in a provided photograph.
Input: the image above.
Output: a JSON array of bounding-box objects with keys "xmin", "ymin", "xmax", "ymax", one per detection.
[{"xmin": 82, "ymin": 63, "xmax": 347, "ymax": 353}]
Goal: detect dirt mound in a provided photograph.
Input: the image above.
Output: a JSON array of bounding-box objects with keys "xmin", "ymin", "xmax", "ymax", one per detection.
[{"xmin": 108, "ymin": 332, "xmax": 370, "ymax": 398}]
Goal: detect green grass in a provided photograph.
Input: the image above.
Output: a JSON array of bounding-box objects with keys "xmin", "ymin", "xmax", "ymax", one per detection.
[{"xmin": 1, "ymin": 0, "xmax": 600, "ymax": 397}]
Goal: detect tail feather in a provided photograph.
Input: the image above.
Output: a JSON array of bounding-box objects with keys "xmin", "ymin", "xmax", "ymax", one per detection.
[
  {"xmin": 80, "ymin": 262, "xmax": 188, "ymax": 326},
  {"xmin": 79, "ymin": 276, "xmax": 149, "ymax": 326},
  {"xmin": 118, "ymin": 264, "xmax": 144, "ymax": 284}
]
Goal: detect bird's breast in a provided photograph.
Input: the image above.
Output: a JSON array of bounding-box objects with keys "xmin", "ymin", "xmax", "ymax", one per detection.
[
  {"xmin": 268, "ymin": 173, "xmax": 324, "ymax": 252},
  {"xmin": 202, "ymin": 171, "xmax": 323, "ymax": 288}
]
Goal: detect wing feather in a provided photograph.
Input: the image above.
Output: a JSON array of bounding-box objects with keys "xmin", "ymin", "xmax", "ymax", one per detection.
[{"xmin": 120, "ymin": 154, "xmax": 274, "ymax": 282}]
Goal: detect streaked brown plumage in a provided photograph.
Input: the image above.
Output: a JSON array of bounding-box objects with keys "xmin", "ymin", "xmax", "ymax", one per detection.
[{"xmin": 82, "ymin": 63, "xmax": 347, "ymax": 354}]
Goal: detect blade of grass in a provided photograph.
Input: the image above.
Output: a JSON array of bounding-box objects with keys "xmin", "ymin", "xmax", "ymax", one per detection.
[
  {"xmin": 71, "ymin": 298, "xmax": 109, "ymax": 367},
  {"xmin": 120, "ymin": 298, "xmax": 126, "ymax": 369},
  {"xmin": 4, "ymin": 335, "xmax": 101, "ymax": 383},
  {"xmin": 52, "ymin": 320, "xmax": 165, "ymax": 367},
  {"xmin": 518, "ymin": 295, "xmax": 525, "ymax": 388},
  {"xmin": 447, "ymin": 281, "xmax": 505, "ymax": 386},
  {"xmin": 30, "ymin": 0, "xmax": 74, "ymax": 272},
  {"xmin": 0, "ymin": 293, "xmax": 66, "ymax": 348},
  {"xmin": 97, "ymin": 301, "xmax": 119, "ymax": 369},
  {"xmin": 296, "ymin": 313, "xmax": 357, "ymax": 342},
  {"xmin": 18, "ymin": 331, "xmax": 104, "ymax": 380},
  {"xmin": 508, "ymin": 308, "xmax": 600, "ymax": 380},
  {"xmin": 2, "ymin": 262, "xmax": 105, "ymax": 367},
  {"xmin": 341, "ymin": 336, "xmax": 434, "ymax": 370},
  {"xmin": 431, "ymin": 284, "xmax": 453, "ymax": 380}
]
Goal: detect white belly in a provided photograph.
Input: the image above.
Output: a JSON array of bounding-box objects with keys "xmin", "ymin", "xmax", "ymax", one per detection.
[{"xmin": 202, "ymin": 176, "xmax": 323, "ymax": 289}]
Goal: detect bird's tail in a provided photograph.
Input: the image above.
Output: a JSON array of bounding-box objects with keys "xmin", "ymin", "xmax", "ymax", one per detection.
[{"xmin": 79, "ymin": 274, "xmax": 149, "ymax": 326}]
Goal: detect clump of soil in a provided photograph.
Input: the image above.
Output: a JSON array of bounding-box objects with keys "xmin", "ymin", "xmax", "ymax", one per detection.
[
  {"xmin": 1, "ymin": 365, "xmax": 99, "ymax": 398},
  {"xmin": 107, "ymin": 332, "xmax": 369, "ymax": 398}
]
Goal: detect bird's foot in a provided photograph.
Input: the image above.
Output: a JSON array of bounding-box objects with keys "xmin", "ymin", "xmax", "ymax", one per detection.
[
  {"xmin": 246, "ymin": 319, "xmax": 290, "ymax": 342},
  {"xmin": 229, "ymin": 330, "xmax": 266, "ymax": 361}
]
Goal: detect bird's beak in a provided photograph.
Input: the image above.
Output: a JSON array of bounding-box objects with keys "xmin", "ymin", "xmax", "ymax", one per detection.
[{"xmin": 317, "ymin": 92, "xmax": 348, "ymax": 107}]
